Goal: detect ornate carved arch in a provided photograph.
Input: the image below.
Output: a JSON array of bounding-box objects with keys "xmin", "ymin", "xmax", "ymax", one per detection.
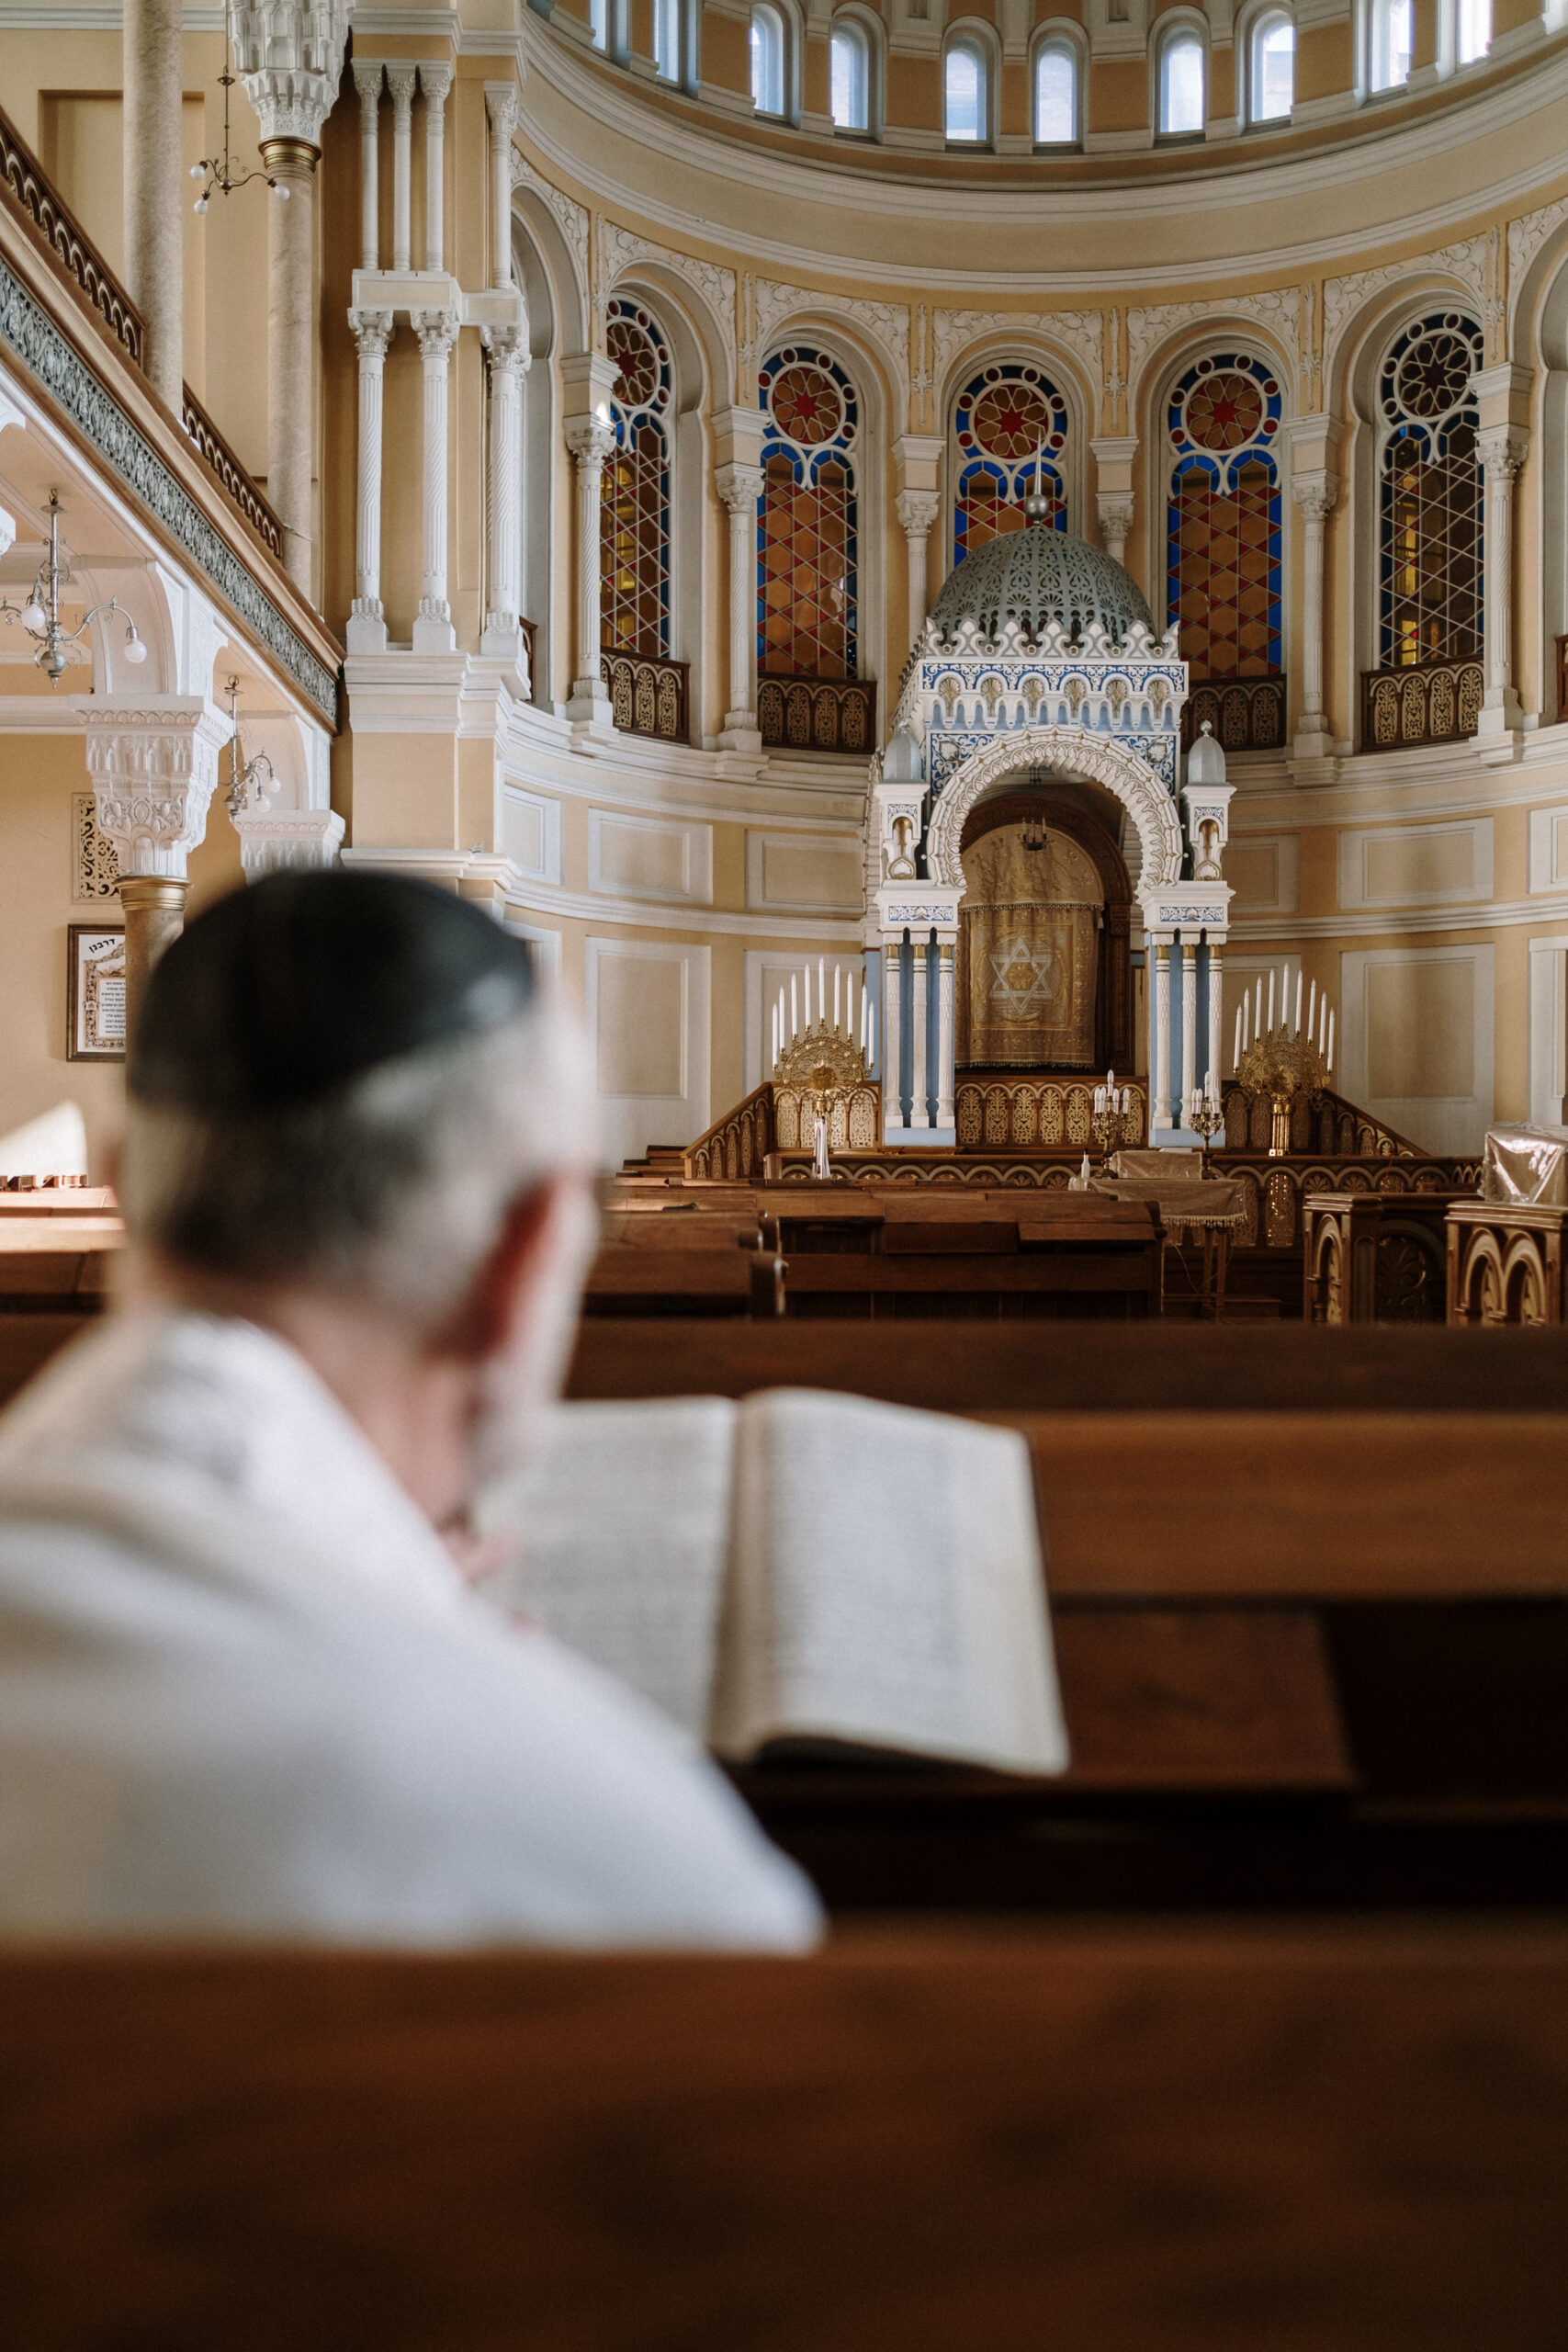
[{"xmin": 926, "ymin": 725, "xmax": 1183, "ymax": 893}]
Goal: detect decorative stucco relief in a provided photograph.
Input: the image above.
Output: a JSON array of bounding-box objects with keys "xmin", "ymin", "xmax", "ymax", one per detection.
[{"xmin": 1322, "ymin": 234, "xmax": 1490, "ymax": 368}]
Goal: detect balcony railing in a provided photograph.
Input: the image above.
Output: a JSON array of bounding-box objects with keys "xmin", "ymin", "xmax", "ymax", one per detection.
[
  {"xmin": 181, "ymin": 387, "xmax": 283, "ymax": 560},
  {"xmin": 0, "ymin": 103, "xmax": 142, "ymax": 367},
  {"xmin": 758, "ymin": 674, "xmax": 877, "ymax": 755},
  {"xmin": 1361, "ymin": 659, "xmax": 1483, "ymax": 751},
  {"xmin": 602, "ymin": 650, "xmax": 688, "ymax": 741},
  {"xmin": 1181, "ymin": 674, "xmax": 1287, "ymax": 753}
]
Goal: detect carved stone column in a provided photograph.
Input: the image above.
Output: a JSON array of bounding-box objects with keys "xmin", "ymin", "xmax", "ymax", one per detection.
[
  {"xmin": 565, "ymin": 416, "xmax": 616, "ymax": 724},
  {"xmin": 1091, "ymin": 435, "xmax": 1139, "ymax": 571},
  {"xmin": 1477, "ymin": 424, "xmax": 1529, "ymax": 738},
  {"xmin": 420, "ymin": 63, "xmax": 453, "ymax": 275},
  {"xmin": 122, "ymin": 0, "xmax": 182, "ymax": 412},
  {"xmin": 412, "ymin": 310, "xmax": 459, "ymax": 654},
  {"xmin": 346, "ymin": 309, "xmax": 393, "ymax": 656},
  {"xmin": 896, "ymin": 489, "xmax": 939, "ymax": 647},
  {"xmin": 352, "ymin": 58, "xmax": 383, "ymax": 272},
  {"xmin": 716, "ymin": 461, "xmax": 763, "ymax": 752},
  {"xmin": 1206, "ymin": 942, "xmax": 1224, "ymax": 1091},
  {"xmin": 1097, "ymin": 493, "xmax": 1134, "ymax": 568},
  {"xmin": 387, "ymin": 64, "xmax": 416, "ymax": 272},
  {"xmin": 480, "ymin": 322, "xmax": 529, "ymax": 672},
  {"xmin": 1291, "ymin": 471, "xmax": 1337, "ymax": 759},
  {"xmin": 77, "ymin": 699, "xmax": 231, "ymax": 1035},
  {"xmin": 485, "ymin": 84, "xmax": 518, "ymax": 290},
  {"xmin": 1152, "ymin": 935, "xmax": 1173, "ymax": 1132},
  {"xmin": 1180, "ymin": 936, "xmax": 1198, "ymax": 1121}
]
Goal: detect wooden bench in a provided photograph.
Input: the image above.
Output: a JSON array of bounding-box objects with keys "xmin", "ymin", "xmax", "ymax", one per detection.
[
  {"xmin": 1303, "ymin": 1189, "xmax": 1461, "ymax": 1323},
  {"xmin": 1447, "ymin": 1199, "xmax": 1568, "ymax": 1325},
  {"xmin": 5, "ymin": 1929, "xmax": 1565, "ymax": 2351}
]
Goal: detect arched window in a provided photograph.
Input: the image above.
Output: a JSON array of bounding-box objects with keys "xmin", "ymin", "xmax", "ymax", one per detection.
[
  {"xmin": 831, "ymin": 18, "xmax": 870, "ymax": 129},
  {"xmin": 952, "ymin": 362, "xmax": 1069, "ymax": 569},
  {"xmin": 1034, "ymin": 39, "xmax": 1078, "ymax": 143},
  {"xmin": 1457, "ymin": 0, "xmax": 1490, "ymax": 61},
  {"xmin": 1167, "ymin": 352, "xmax": 1284, "ymax": 693},
  {"xmin": 1158, "ymin": 28, "xmax": 1206, "ymax": 133},
  {"xmin": 1249, "ymin": 12, "xmax": 1294, "ymax": 119},
  {"xmin": 653, "ymin": 0, "xmax": 679, "ymax": 77},
  {"xmin": 1377, "ymin": 311, "xmax": 1483, "ymax": 669},
  {"xmin": 944, "ymin": 37, "xmax": 987, "ymax": 141},
  {"xmin": 602, "ymin": 297, "xmax": 672, "ymax": 658},
  {"xmin": 590, "ymin": 0, "xmax": 608, "ymax": 47},
  {"xmin": 750, "ymin": 3, "xmax": 785, "ymax": 114},
  {"xmin": 1369, "ymin": 0, "xmax": 1413, "ymax": 87},
  {"xmin": 757, "ymin": 345, "xmax": 860, "ymax": 679}
]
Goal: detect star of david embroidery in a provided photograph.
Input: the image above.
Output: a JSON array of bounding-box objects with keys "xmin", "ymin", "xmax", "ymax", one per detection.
[{"xmin": 988, "ymin": 936, "xmax": 1061, "ymax": 1013}]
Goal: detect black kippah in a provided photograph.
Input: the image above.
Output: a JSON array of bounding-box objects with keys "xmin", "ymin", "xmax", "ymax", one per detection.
[{"xmin": 129, "ymin": 870, "xmax": 536, "ymax": 1111}]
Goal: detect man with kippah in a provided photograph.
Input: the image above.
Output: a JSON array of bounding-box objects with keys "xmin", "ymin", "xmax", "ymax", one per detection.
[{"xmin": 0, "ymin": 872, "xmax": 819, "ymax": 1949}]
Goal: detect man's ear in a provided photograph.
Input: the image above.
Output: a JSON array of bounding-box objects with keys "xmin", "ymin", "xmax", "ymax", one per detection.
[{"xmin": 446, "ymin": 1174, "xmax": 592, "ymax": 1363}]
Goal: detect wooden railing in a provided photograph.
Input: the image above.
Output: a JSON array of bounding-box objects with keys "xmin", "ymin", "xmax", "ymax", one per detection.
[
  {"xmin": 683, "ymin": 1084, "xmax": 775, "ymax": 1181},
  {"xmin": 758, "ymin": 675, "xmax": 877, "ymax": 755},
  {"xmin": 954, "ymin": 1075, "xmax": 1147, "ymax": 1153},
  {"xmin": 1361, "ymin": 659, "xmax": 1483, "ymax": 751},
  {"xmin": 0, "ymin": 101, "xmax": 142, "ymax": 366},
  {"xmin": 1181, "ymin": 675, "xmax": 1287, "ymax": 753},
  {"xmin": 602, "ymin": 650, "xmax": 688, "ymax": 741},
  {"xmin": 181, "ymin": 388, "xmax": 282, "ymax": 560},
  {"xmin": 1220, "ymin": 1081, "xmax": 1421, "ymax": 1160}
]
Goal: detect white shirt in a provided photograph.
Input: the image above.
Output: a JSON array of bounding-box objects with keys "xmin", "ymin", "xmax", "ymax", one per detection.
[{"xmin": 0, "ymin": 1309, "xmax": 821, "ymax": 1950}]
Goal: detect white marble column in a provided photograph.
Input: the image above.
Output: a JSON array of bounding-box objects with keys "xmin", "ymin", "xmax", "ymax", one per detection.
[
  {"xmin": 1153, "ymin": 937, "xmax": 1172, "ymax": 1131},
  {"xmin": 76, "ymin": 698, "xmax": 231, "ymax": 1033},
  {"xmin": 412, "ymin": 310, "xmax": 458, "ymax": 654},
  {"xmin": 936, "ymin": 942, "xmax": 955, "ymax": 1132},
  {"xmin": 1478, "ymin": 424, "xmax": 1529, "ymax": 737},
  {"xmin": 882, "ymin": 947, "xmax": 902, "ymax": 1137},
  {"xmin": 1206, "ymin": 942, "xmax": 1224, "ymax": 1093},
  {"xmin": 1180, "ymin": 937, "xmax": 1198, "ymax": 1121},
  {"xmin": 352, "ymin": 59, "xmax": 383, "ymax": 272},
  {"xmin": 565, "ymin": 417, "xmax": 616, "ymax": 723},
  {"xmin": 1291, "ymin": 472, "xmax": 1337, "ymax": 759},
  {"xmin": 388, "ymin": 64, "xmax": 416, "ymax": 273},
  {"xmin": 716, "ymin": 462, "xmax": 763, "ymax": 752},
  {"xmin": 480, "ymin": 322, "xmax": 529, "ymax": 670},
  {"xmin": 895, "ymin": 489, "xmax": 939, "ymax": 646},
  {"xmin": 346, "ymin": 309, "xmax": 393, "ymax": 655},
  {"xmin": 1097, "ymin": 493, "xmax": 1134, "ymax": 568},
  {"xmin": 485, "ymin": 84, "xmax": 518, "ymax": 290},
  {"xmin": 122, "ymin": 0, "xmax": 183, "ymax": 413},
  {"xmin": 420, "ymin": 63, "xmax": 453, "ymax": 275},
  {"xmin": 910, "ymin": 943, "xmax": 929, "ymax": 1128}
]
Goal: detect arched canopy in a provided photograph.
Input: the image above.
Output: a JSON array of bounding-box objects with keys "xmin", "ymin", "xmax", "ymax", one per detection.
[{"xmin": 925, "ymin": 725, "xmax": 1184, "ymax": 895}]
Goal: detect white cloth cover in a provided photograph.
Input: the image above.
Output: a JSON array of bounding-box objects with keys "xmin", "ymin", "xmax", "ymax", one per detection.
[{"xmin": 0, "ymin": 1310, "xmax": 821, "ymax": 1950}]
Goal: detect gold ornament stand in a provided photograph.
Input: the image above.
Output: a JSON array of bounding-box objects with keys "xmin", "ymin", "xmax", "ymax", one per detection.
[
  {"xmin": 1238, "ymin": 1032, "xmax": 1328, "ymax": 1159},
  {"xmin": 773, "ymin": 1028, "xmax": 872, "ymax": 1181}
]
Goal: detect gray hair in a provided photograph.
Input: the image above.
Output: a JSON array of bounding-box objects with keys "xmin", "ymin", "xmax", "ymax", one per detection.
[{"xmin": 118, "ymin": 996, "xmax": 596, "ymax": 1324}]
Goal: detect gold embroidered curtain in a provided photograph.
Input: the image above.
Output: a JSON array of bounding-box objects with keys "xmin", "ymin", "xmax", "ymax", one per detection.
[{"xmin": 956, "ymin": 824, "xmax": 1102, "ymax": 1069}]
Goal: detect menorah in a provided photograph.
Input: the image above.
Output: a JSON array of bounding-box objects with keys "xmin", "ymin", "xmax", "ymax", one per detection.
[
  {"xmin": 1090, "ymin": 1072, "xmax": 1135, "ymax": 1172},
  {"xmin": 1233, "ymin": 963, "xmax": 1335, "ymax": 1159},
  {"xmin": 771, "ymin": 959, "xmax": 872, "ymax": 1180}
]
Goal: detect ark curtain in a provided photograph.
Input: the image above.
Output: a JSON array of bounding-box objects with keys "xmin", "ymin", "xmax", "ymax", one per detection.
[{"xmin": 956, "ymin": 824, "xmax": 1100, "ymax": 1069}]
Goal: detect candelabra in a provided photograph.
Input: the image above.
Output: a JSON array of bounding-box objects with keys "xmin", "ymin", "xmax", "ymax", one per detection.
[
  {"xmin": 770, "ymin": 960, "xmax": 871, "ymax": 1177},
  {"xmin": 191, "ymin": 59, "xmax": 291, "ymax": 211},
  {"xmin": 1188, "ymin": 1086, "xmax": 1224, "ymax": 1170},
  {"xmin": 1090, "ymin": 1073, "xmax": 1134, "ymax": 1172},
  {"xmin": 221, "ymin": 678, "xmax": 276, "ymax": 821},
  {"xmin": 1233, "ymin": 967, "xmax": 1336, "ymax": 1159},
  {"xmin": 0, "ymin": 493, "xmax": 148, "ymax": 684}
]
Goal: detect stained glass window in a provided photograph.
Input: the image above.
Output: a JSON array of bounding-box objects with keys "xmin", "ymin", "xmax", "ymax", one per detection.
[
  {"xmin": 952, "ymin": 363, "xmax": 1068, "ymax": 569},
  {"xmin": 757, "ymin": 346, "xmax": 860, "ymax": 678},
  {"xmin": 1166, "ymin": 350, "xmax": 1283, "ymax": 677},
  {"xmin": 1377, "ymin": 311, "xmax": 1483, "ymax": 668},
  {"xmin": 601, "ymin": 297, "xmax": 671, "ymax": 658}
]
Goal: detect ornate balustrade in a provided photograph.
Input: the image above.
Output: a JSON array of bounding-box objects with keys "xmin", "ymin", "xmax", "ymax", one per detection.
[
  {"xmin": 602, "ymin": 650, "xmax": 688, "ymax": 742},
  {"xmin": 684, "ymin": 1084, "xmax": 775, "ymax": 1181},
  {"xmin": 1181, "ymin": 675, "xmax": 1287, "ymax": 754},
  {"xmin": 954, "ymin": 1075, "xmax": 1147, "ymax": 1154},
  {"xmin": 0, "ymin": 102, "xmax": 142, "ymax": 366},
  {"xmin": 1221, "ymin": 1081, "xmax": 1418, "ymax": 1159},
  {"xmin": 1360, "ymin": 660, "xmax": 1483, "ymax": 751},
  {"xmin": 181, "ymin": 388, "xmax": 282, "ymax": 560},
  {"xmin": 758, "ymin": 675, "xmax": 876, "ymax": 755},
  {"xmin": 1447, "ymin": 1202, "xmax": 1568, "ymax": 1325}
]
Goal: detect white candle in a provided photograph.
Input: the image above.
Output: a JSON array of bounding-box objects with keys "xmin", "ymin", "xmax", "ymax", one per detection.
[
  {"xmin": 1255, "ymin": 978, "xmax": 1262, "ymax": 1037},
  {"xmin": 1108, "ymin": 1069, "xmax": 1115, "ymax": 1092},
  {"xmin": 860, "ymin": 989, "xmax": 866, "ymax": 1050},
  {"xmin": 1281, "ymin": 963, "xmax": 1289, "ymax": 1025},
  {"xmin": 1326, "ymin": 1011, "xmax": 1334, "ymax": 1074},
  {"xmin": 1242, "ymin": 996, "xmax": 1249, "ymax": 1053},
  {"xmin": 1307, "ymin": 979, "xmax": 1316, "ymax": 1042},
  {"xmin": 1205, "ymin": 1068, "xmax": 1213, "ymax": 1099},
  {"xmin": 772, "ymin": 1005, "xmax": 778, "ymax": 1068},
  {"xmin": 790, "ymin": 976, "xmax": 797, "ymax": 1039},
  {"xmin": 1095, "ymin": 1087, "xmax": 1104, "ymax": 1114},
  {"xmin": 1294, "ymin": 973, "xmax": 1303, "ymax": 1036},
  {"xmin": 1267, "ymin": 971, "xmax": 1275, "ymax": 1035},
  {"xmin": 868, "ymin": 1001, "xmax": 875, "ymax": 1068},
  {"xmin": 819, "ymin": 958, "xmax": 826, "ymax": 1027}
]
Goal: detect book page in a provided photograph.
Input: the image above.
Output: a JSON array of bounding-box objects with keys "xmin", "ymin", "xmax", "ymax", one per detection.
[
  {"xmin": 475, "ymin": 1398, "xmax": 736, "ymax": 1742},
  {"xmin": 711, "ymin": 1390, "xmax": 1067, "ymax": 1776}
]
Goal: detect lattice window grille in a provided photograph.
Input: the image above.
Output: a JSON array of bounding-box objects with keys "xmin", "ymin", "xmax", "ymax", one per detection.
[
  {"xmin": 601, "ymin": 296, "xmax": 672, "ymax": 658},
  {"xmin": 1376, "ymin": 311, "xmax": 1483, "ymax": 670},
  {"xmin": 1165, "ymin": 350, "xmax": 1283, "ymax": 678},
  {"xmin": 757, "ymin": 345, "xmax": 861, "ymax": 680},
  {"xmin": 952, "ymin": 362, "xmax": 1069, "ymax": 570},
  {"xmin": 72, "ymin": 794, "xmax": 119, "ymax": 904}
]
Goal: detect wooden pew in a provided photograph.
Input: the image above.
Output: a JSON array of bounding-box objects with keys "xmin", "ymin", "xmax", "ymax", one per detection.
[{"xmin": 4, "ymin": 1929, "xmax": 1565, "ymax": 2352}]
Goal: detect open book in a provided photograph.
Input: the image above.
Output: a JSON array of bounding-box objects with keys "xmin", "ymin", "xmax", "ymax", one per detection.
[{"xmin": 477, "ymin": 1390, "xmax": 1067, "ymax": 1777}]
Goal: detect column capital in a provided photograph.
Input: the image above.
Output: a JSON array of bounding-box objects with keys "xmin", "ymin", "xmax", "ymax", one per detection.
[
  {"xmin": 231, "ymin": 0, "xmax": 350, "ymax": 147},
  {"xmin": 1477, "ymin": 423, "xmax": 1529, "ymax": 481},
  {"xmin": 385, "ymin": 61, "xmax": 418, "ymax": 113},
  {"xmin": 351, "ymin": 57, "xmax": 385, "ymax": 105},
  {"xmin": 716, "ymin": 461, "xmax": 763, "ymax": 513},
  {"xmin": 231, "ymin": 808, "xmax": 345, "ymax": 880},
  {"xmin": 896, "ymin": 488, "xmax": 940, "ymax": 538},
  {"xmin": 567, "ymin": 416, "xmax": 616, "ymax": 469},
  {"xmin": 418, "ymin": 60, "xmax": 455, "ymax": 107},
  {"xmin": 481, "ymin": 320, "xmax": 529, "ymax": 372},
  {"xmin": 72, "ymin": 696, "xmax": 231, "ymax": 880},
  {"xmin": 1290, "ymin": 469, "xmax": 1339, "ymax": 521},
  {"xmin": 348, "ymin": 306, "xmax": 395, "ymax": 359},
  {"xmin": 484, "ymin": 80, "xmax": 520, "ymax": 135},
  {"xmin": 412, "ymin": 307, "xmax": 460, "ymax": 360}
]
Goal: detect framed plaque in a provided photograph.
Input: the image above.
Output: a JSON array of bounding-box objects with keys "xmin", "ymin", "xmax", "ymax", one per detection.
[{"xmin": 67, "ymin": 925, "xmax": 127, "ymax": 1062}]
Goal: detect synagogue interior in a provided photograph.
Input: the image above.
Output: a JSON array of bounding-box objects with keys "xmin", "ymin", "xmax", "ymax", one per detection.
[{"xmin": 1, "ymin": 0, "xmax": 1567, "ymax": 2338}]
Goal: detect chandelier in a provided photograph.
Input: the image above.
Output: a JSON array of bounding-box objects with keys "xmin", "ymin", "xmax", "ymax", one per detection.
[
  {"xmin": 0, "ymin": 493, "xmax": 148, "ymax": 685},
  {"xmin": 191, "ymin": 52, "xmax": 291, "ymax": 212},
  {"xmin": 222, "ymin": 677, "xmax": 274, "ymax": 820}
]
